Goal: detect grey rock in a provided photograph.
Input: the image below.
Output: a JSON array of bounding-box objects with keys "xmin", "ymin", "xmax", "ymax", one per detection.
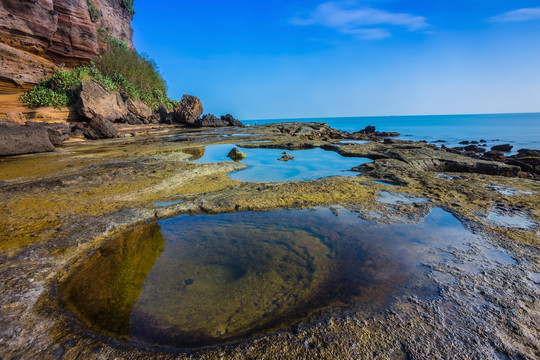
[
  {"xmin": 83, "ymin": 115, "xmax": 119, "ymax": 140},
  {"xmin": 0, "ymin": 124, "xmax": 55, "ymax": 156}
]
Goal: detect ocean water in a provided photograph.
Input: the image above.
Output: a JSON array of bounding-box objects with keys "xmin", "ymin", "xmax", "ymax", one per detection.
[{"xmin": 244, "ymin": 113, "xmax": 540, "ymax": 153}]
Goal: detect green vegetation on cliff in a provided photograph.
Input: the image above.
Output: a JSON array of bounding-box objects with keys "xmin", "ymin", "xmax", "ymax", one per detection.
[{"xmin": 20, "ymin": 36, "xmax": 175, "ymax": 111}]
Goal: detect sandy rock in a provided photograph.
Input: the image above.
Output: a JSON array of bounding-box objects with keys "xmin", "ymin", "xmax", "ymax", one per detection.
[
  {"xmin": 76, "ymin": 81, "xmax": 128, "ymax": 122},
  {"xmin": 126, "ymin": 98, "xmax": 152, "ymax": 120}
]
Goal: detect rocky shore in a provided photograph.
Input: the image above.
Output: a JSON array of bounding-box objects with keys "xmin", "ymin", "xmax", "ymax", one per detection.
[
  {"xmin": 0, "ymin": 86, "xmax": 244, "ymax": 156},
  {"xmin": 0, "ymin": 122, "xmax": 538, "ymax": 359},
  {"xmin": 1, "ymin": 2, "xmax": 539, "ymax": 359}
]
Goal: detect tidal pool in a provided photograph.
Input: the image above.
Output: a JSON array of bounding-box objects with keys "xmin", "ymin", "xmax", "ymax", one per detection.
[
  {"xmin": 61, "ymin": 207, "xmax": 504, "ymax": 349},
  {"xmin": 184, "ymin": 144, "xmax": 370, "ymax": 182}
]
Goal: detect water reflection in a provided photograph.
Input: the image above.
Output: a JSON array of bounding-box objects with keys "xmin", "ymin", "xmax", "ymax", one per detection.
[
  {"xmin": 63, "ymin": 208, "xmax": 488, "ymax": 349},
  {"xmin": 63, "ymin": 222, "xmax": 165, "ymax": 337},
  {"xmin": 183, "ymin": 144, "xmax": 370, "ymax": 182}
]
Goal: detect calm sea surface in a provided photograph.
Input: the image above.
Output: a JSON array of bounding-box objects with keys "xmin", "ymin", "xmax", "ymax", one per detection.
[{"xmin": 244, "ymin": 113, "xmax": 540, "ymax": 152}]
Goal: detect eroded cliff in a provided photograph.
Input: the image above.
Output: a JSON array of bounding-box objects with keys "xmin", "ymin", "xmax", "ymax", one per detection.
[{"xmin": 0, "ymin": 0, "xmax": 134, "ymax": 119}]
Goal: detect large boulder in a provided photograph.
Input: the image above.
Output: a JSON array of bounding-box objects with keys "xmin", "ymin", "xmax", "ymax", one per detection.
[
  {"xmin": 126, "ymin": 98, "xmax": 153, "ymax": 121},
  {"xmin": 76, "ymin": 81, "xmax": 128, "ymax": 122},
  {"xmin": 0, "ymin": 124, "xmax": 55, "ymax": 156},
  {"xmin": 173, "ymin": 95, "xmax": 203, "ymax": 125},
  {"xmin": 83, "ymin": 115, "xmax": 119, "ymax": 140}
]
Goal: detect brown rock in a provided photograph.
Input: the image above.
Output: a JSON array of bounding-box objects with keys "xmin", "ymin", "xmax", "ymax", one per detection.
[
  {"xmin": 0, "ymin": 124, "xmax": 55, "ymax": 156},
  {"xmin": 83, "ymin": 115, "xmax": 119, "ymax": 140},
  {"xmin": 173, "ymin": 95, "xmax": 203, "ymax": 125},
  {"xmin": 76, "ymin": 81, "xmax": 128, "ymax": 122},
  {"xmin": 25, "ymin": 121, "xmax": 70, "ymax": 146},
  {"xmin": 126, "ymin": 98, "xmax": 152, "ymax": 120}
]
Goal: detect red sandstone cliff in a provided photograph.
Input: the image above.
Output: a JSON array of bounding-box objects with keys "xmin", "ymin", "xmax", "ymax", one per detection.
[{"xmin": 0, "ymin": 0, "xmax": 134, "ymax": 120}]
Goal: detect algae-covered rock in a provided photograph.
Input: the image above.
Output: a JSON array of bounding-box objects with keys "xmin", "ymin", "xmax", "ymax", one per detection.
[
  {"xmin": 227, "ymin": 147, "xmax": 246, "ymax": 161},
  {"xmin": 278, "ymin": 152, "xmax": 294, "ymax": 162}
]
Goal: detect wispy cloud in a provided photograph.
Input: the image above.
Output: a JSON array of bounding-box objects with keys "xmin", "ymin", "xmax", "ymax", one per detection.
[
  {"xmin": 289, "ymin": 1, "xmax": 429, "ymax": 40},
  {"xmin": 489, "ymin": 7, "xmax": 540, "ymax": 23}
]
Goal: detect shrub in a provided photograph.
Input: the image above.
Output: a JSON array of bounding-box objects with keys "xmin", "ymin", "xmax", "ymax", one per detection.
[
  {"xmin": 21, "ymin": 35, "xmax": 175, "ymax": 111},
  {"xmin": 87, "ymin": 0, "xmax": 99, "ymax": 23},
  {"xmin": 20, "ymin": 87, "xmax": 70, "ymax": 109},
  {"xmin": 121, "ymin": 0, "xmax": 135, "ymax": 14},
  {"xmin": 95, "ymin": 36, "xmax": 169, "ymax": 109}
]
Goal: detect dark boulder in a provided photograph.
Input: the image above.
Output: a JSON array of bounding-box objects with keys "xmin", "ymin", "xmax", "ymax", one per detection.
[
  {"xmin": 491, "ymin": 144, "xmax": 513, "ymax": 152},
  {"xmin": 355, "ymin": 125, "xmax": 399, "ymax": 138},
  {"xmin": 463, "ymin": 145, "xmax": 486, "ymax": 153},
  {"xmin": 0, "ymin": 124, "xmax": 55, "ymax": 156},
  {"xmin": 360, "ymin": 125, "xmax": 376, "ymax": 134},
  {"xmin": 25, "ymin": 121, "xmax": 70, "ymax": 146},
  {"xmin": 482, "ymin": 151, "xmax": 505, "ymax": 161},
  {"xmin": 459, "ymin": 141, "xmax": 470, "ymax": 145},
  {"xmin": 158, "ymin": 105, "xmax": 175, "ymax": 125},
  {"xmin": 221, "ymin": 114, "xmax": 244, "ymax": 127},
  {"xmin": 173, "ymin": 95, "xmax": 203, "ymax": 125},
  {"xmin": 194, "ymin": 114, "xmax": 229, "ymax": 127},
  {"xmin": 515, "ymin": 148, "xmax": 540, "ymax": 158},
  {"xmin": 504, "ymin": 149, "xmax": 540, "ymax": 176},
  {"xmin": 83, "ymin": 115, "xmax": 119, "ymax": 140}
]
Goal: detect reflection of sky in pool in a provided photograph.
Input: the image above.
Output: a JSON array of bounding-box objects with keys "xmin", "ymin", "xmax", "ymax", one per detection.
[{"xmin": 188, "ymin": 144, "xmax": 371, "ymax": 182}]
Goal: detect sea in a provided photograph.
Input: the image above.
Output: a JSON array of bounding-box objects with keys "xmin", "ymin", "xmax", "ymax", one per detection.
[{"xmin": 243, "ymin": 113, "xmax": 540, "ymax": 154}]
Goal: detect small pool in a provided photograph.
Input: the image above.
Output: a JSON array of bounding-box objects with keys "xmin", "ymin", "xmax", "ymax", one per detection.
[
  {"xmin": 61, "ymin": 207, "xmax": 511, "ymax": 349},
  {"xmin": 185, "ymin": 144, "xmax": 371, "ymax": 182}
]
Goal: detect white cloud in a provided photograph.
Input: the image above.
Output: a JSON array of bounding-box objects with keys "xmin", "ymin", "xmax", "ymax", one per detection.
[
  {"xmin": 489, "ymin": 7, "xmax": 540, "ymax": 22},
  {"xmin": 290, "ymin": 1, "xmax": 429, "ymax": 40}
]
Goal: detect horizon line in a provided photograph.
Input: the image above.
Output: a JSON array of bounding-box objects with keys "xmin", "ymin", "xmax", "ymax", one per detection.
[{"xmin": 242, "ymin": 111, "xmax": 540, "ymax": 121}]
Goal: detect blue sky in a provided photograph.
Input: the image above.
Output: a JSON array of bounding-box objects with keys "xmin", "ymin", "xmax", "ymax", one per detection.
[{"xmin": 132, "ymin": 1, "xmax": 540, "ymax": 119}]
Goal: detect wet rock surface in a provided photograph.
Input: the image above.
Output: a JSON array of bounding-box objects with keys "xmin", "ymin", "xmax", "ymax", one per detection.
[{"xmin": 0, "ymin": 123, "xmax": 538, "ymax": 359}]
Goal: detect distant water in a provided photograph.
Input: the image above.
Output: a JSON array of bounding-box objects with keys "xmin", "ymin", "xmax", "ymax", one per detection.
[{"xmin": 244, "ymin": 113, "xmax": 540, "ymax": 153}]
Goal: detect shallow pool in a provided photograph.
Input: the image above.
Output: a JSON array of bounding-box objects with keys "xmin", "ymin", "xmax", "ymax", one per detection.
[
  {"xmin": 185, "ymin": 144, "xmax": 370, "ymax": 182},
  {"xmin": 62, "ymin": 207, "xmax": 510, "ymax": 349}
]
